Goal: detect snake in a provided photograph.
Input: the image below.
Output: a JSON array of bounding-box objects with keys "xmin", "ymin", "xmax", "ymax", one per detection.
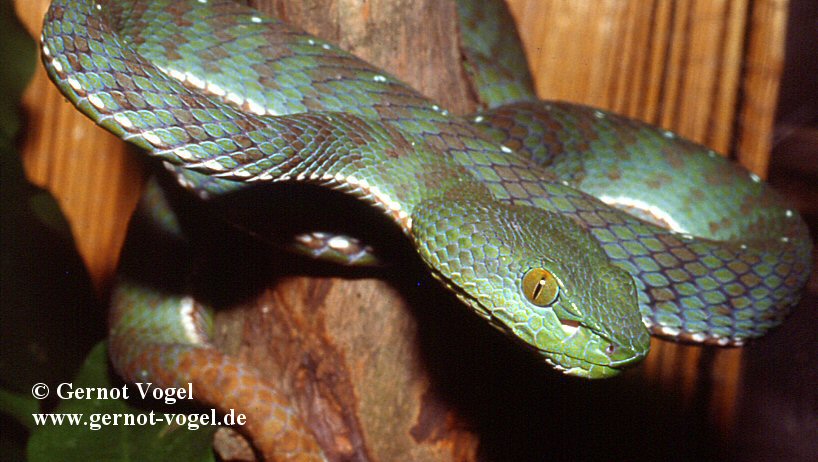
[{"xmin": 40, "ymin": 0, "xmax": 811, "ymax": 459}]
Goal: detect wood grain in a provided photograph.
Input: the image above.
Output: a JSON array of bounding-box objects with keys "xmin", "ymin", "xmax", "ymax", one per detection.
[
  {"xmin": 735, "ymin": 0, "xmax": 789, "ymax": 176},
  {"xmin": 505, "ymin": 0, "xmax": 785, "ymax": 175},
  {"xmin": 16, "ymin": 0, "xmax": 145, "ymax": 293}
]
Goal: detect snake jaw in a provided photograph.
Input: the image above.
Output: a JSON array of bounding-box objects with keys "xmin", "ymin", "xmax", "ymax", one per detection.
[
  {"xmin": 440, "ymin": 276, "xmax": 642, "ymax": 377},
  {"xmin": 541, "ymin": 351, "xmax": 621, "ymax": 379},
  {"xmin": 543, "ymin": 275, "xmax": 650, "ymax": 373},
  {"xmin": 543, "ymin": 321, "xmax": 647, "ymax": 378}
]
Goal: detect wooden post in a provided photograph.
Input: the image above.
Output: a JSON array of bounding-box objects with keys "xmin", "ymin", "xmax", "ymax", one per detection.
[{"xmin": 209, "ymin": 1, "xmax": 484, "ymax": 459}]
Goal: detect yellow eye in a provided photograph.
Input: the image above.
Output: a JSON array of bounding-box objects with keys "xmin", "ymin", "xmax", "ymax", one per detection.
[{"xmin": 522, "ymin": 268, "xmax": 560, "ymax": 306}]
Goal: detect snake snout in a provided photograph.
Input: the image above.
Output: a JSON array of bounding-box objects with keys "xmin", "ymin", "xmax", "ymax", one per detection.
[{"xmin": 603, "ymin": 339, "xmax": 647, "ymax": 367}]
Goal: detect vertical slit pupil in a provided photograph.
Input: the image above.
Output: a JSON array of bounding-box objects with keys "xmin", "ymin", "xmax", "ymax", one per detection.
[
  {"xmin": 523, "ymin": 268, "xmax": 558, "ymax": 306},
  {"xmin": 532, "ymin": 278, "xmax": 546, "ymax": 300}
]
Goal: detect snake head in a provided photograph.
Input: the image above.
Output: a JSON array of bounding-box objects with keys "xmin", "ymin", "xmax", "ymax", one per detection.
[{"xmin": 412, "ymin": 194, "xmax": 650, "ymax": 378}]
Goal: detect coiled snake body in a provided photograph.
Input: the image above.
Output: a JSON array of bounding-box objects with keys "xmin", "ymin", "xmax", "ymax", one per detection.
[{"xmin": 41, "ymin": 0, "xmax": 811, "ymax": 459}]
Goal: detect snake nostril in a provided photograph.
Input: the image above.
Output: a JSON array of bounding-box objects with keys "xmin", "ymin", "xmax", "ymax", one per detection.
[{"xmin": 605, "ymin": 343, "xmax": 617, "ymax": 356}]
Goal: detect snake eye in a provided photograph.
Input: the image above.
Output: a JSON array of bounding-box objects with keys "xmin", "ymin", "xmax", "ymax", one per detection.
[{"xmin": 522, "ymin": 268, "xmax": 560, "ymax": 306}]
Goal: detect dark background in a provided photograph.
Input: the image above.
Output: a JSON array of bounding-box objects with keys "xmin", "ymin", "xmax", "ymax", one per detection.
[{"xmin": 733, "ymin": 0, "xmax": 818, "ymax": 459}]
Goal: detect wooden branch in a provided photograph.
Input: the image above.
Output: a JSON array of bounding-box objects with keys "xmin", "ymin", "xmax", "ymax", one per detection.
[
  {"xmin": 735, "ymin": 0, "xmax": 789, "ymax": 177},
  {"xmin": 211, "ymin": 0, "xmax": 482, "ymax": 459},
  {"xmin": 504, "ymin": 0, "xmax": 784, "ymax": 175}
]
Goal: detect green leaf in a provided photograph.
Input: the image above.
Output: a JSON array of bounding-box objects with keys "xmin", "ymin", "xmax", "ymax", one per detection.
[
  {"xmin": 0, "ymin": 0, "xmax": 36, "ymax": 142},
  {"xmin": 0, "ymin": 389, "xmax": 39, "ymax": 432},
  {"xmin": 27, "ymin": 192, "xmax": 72, "ymax": 236},
  {"xmin": 27, "ymin": 343, "xmax": 217, "ymax": 462}
]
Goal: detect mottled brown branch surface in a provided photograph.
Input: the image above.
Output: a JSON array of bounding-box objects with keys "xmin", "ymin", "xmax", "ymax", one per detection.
[{"xmin": 208, "ymin": 2, "xmax": 482, "ymax": 459}]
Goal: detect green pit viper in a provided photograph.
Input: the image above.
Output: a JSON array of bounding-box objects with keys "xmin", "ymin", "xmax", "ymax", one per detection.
[{"xmin": 41, "ymin": 0, "xmax": 812, "ymax": 459}]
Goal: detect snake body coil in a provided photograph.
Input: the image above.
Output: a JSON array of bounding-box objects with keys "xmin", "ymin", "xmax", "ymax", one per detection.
[{"xmin": 41, "ymin": 0, "xmax": 811, "ymax": 459}]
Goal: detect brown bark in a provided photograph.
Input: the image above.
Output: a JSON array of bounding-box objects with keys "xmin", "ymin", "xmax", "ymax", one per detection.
[{"xmin": 212, "ymin": 1, "xmax": 481, "ymax": 460}]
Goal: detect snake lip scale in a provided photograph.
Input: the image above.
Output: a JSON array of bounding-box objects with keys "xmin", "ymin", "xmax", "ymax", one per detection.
[{"xmin": 41, "ymin": 0, "xmax": 811, "ymax": 458}]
